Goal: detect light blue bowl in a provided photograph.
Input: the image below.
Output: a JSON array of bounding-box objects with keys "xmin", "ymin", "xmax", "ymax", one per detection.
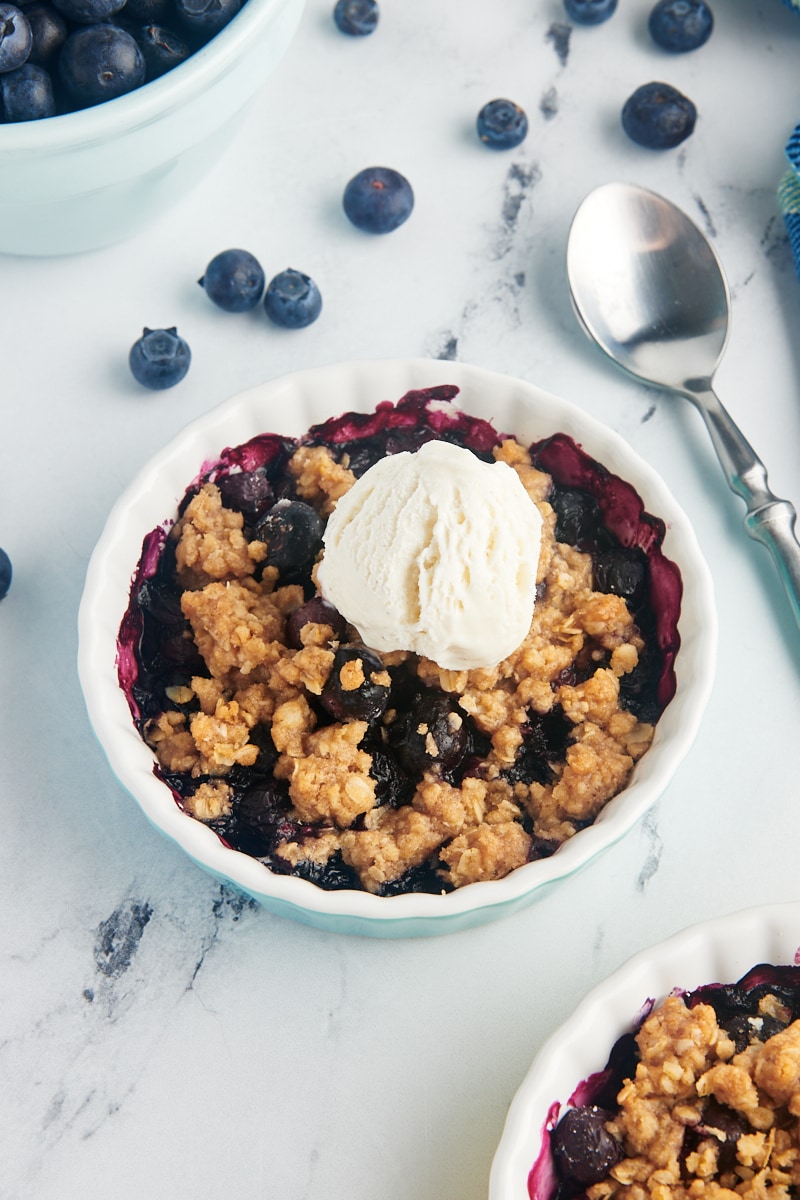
[
  {"xmin": 0, "ymin": 0, "xmax": 305, "ymax": 256},
  {"xmin": 78, "ymin": 359, "xmax": 717, "ymax": 938}
]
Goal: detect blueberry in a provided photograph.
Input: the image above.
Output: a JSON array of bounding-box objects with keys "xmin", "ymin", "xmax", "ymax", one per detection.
[
  {"xmin": 527, "ymin": 835, "xmax": 560, "ymax": 861},
  {"xmin": 0, "ymin": 548, "xmax": 11, "ymax": 600},
  {"xmin": 279, "ymin": 849, "xmax": 361, "ymax": 891},
  {"xmin": 617, "ymin": 653, "xmax": 661, "ymax": 724},
  {"xmin": 367, "ymin": 747, "xmax": 414, "ymax": 808},
  {"xmin": 226, "ymin": 781, "xmax": 294, "ymax": 857},
  {"xmin": 333, "ymin": 0, "xmax": 377, "ymax": 35},
  {"xmin": 721, "ymin": 1015, "xmax": 763, "ymax": 1055},
  {"xmin": 0, "ymin": 60, "xmax": 53, "ymax": 117},
  {"xmin": 0, "ymin": 4, "xmax": 32, "ymax": 73},
  {"xmin": 592, "ymin": 547, "xmax": 648, "ymax": 609},
  {"xmin": 286, "ymin": 596, "xmax": 347, "ymax": 650},
  {"xmin": 136, "ymin": 576, "xmax": 184, "ymax": 625},
  {"xmin": 263, "ymin": 268, "xmax": 323, "ymax": 329},
  {"xmin": 504, "ymin": 708, "xmax": 572, "ymax": 787},
  {"xmin": 388, "ymin": 690, "xmax": 468, "ymax": 777},
  {"xmin": 342, "ymin": 166, "xmax": 414, "ymax": 234},
  {"xmin": 552, "ymin": 1106, "xmax": 622, "ymax": 1185},
  {"xmin": 199, "ymin": 248, "xmax": 265, "ymax": 313},
  {"xmin": 129, "ymin": 327, "xmax": 191, "ymax": 390},
  {"xmin": 254, "ymin": 500, "xmax": 324, "ymax": 582},
  {"xmin": 695, "ymin": 1099, "xmax": 750, "ymax": 1172},
  {"xmin": 550, "ymin": 486, "xmax": 601, "ymax": 546},
  {"xmin": 133, "ymin": 22, "xmax": 189, "ymax": 79},
  {"xmin": 320, "ymin": 644, "xmax": 390, "ymax": 722},
  {"xmin": 24, "ymin": 2, "xmax": 65, "ymax": 66},
  {"xmin": 476, "ymin": 98, "xmax": 528, "ymax": 149},
  {"xmin": 120, "ymin": 0, "xmax": 172, "ymax": 21},
  {"xmin": 175, "ymin": 0, "xmax": 240, "ymax": 38},
  {"xmin": 621, "ymin": 81, "xmax": 697, "ymax": 149},
  {"xmin": 51, "ymin": 0, "xmax": 124, "ymax": 21},
  {"xmin": 648, "ymin": 0, "xmax": 713, "ymax": 51},
  {"xmin": 216, "ymin": 468, "xmax": 273, "ymax": 519},
  {"xmin": 691, "ymin": 982, "xmax": 750, "ymax": 1024},
  {"xmin": 563, "ymin": 0, "xmax": 617, "ymax": 23},
  {"xmin": 378, "ymin": 861, "xmax": 451, "ymax": 896},
  {"xmin": 59, "ymin": 24, "xmax": 145, "ymax": 107}
]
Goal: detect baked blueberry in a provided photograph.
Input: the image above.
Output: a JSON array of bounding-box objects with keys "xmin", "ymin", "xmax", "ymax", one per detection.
[
  {"xmin": 378, "ymin": 862, "xmax": 451, "ymax": 896},
  {"xmin": 175, "ymin": 0, "xmax": 240, "ymax": 37},
  {"xmin": 281, "ymin": 850, "xmax": 361, "ymax": 890},
  {"xmin": 504, "ymin": 708, "xmax": 572, "ymax": 786},
  {"xmin": 286, "ymin": 596, "xmax": 347, "ymax": 650},
  {"xmin": 0, "ymin": 61, "xmax": 54, "ymax": 118},
  {"xmin": 388, "ymin": 690, "xmax": 468, "ymax": 777},
  {"xmin": 367, "ymin": 747, "xmax": 414, "ymax": 809},
  {"xmin": 129, "ymin": 327, "xmax": 191, "ymax": 390},
  {"xmin": 254, "ymin": 500, "xmax": 324, "ymax": 582},
  {"xmin": 695, "ymin": 1099, "xmax": 750, "ymax": 1172},
  {"xmin": 527, "ymin": 835, "xmax": 560, "ymax": 861},
  {"xmin": 199, "ymin": 248, "xmax": 266, "ymax": 313},
  {"xmin": 320, "ymin": 644, "xmax": 390, "ymax": 722},
  {"xmin": 133, "ymin": 22, "xmax": 190, "ymax": 78},
  {"xmin": 216, "ymin": 468, "xmax": 273, "ymax": 519},
  {"xmin": 333, "ymin": 0, "xmax": 378, "ymax": 35},
  {"xmin": 59, "ymin": 24, "xmax": 145, "ymax": 106},
  {"xmin": 617, "ymin": 651, "xmax": 661, "ymax": 724},
  {"xmin": 226, "ymin": 781, "xmax": 294, "ymax": 857},
  {"xmin": 552, "ymin": 1106, "xmax": 622, "ymax": 1185},
  {"xmin": 648, "ymin": 0, "xmax": 713, "ymax": 51},
  {"xmin": 621, "ymin": 81, "xmax": 696, "ymax": 149},
  {"xmin": 24, "ymin": 2, "xmax": 66, "ymax": 66},
  {"xmin": 593, "ymin": 547, "xmax": 648, "ymax": 609},
  {"xmin": 563, "ymin": 0, "xmax": 617, "ymax": 22},
  {"xmin": 343, "ymin": 166, "xmax": 414, "ymax": 234},
  {"xmin": 476, "ymin": 98, "xmax": 528, "ymax": 149},
  {"xmin": 136, "ymin": 575, "xmax": 184, "ymax": 625},
  {"xmin": 550, "ymin": 486, "xmax": 601, "ymax": 546},
  {"xmin": 0, "ymin": 4, "xmax": 32, "ymax": 73},
  {"xmin": 0, "ymin": 548, "xmax": 11, "ymax": 600},
  {"xmin": 263, "ymin": 268, "xmax": 322, "ymax": 329}
]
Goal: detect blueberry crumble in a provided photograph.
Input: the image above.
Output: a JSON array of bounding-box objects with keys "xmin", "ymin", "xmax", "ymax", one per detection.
[
  {"xmin": 118, "ymin": 386, "xmax": 682, "ymax": 896},
  {"xmin": 534, "ymin": 963, "xmax": 800, "ymax": 1200}
]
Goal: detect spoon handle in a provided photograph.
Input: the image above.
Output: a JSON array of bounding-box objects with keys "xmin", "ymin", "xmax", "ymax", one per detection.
[{"xmin": 688, "ymin": 384, "xmax": 800, "ymax": 629}]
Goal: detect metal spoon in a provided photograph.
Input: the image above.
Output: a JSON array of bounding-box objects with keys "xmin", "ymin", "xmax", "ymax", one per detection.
[{"xmin": 567, "ymin": 179, "xmax": 800, "ymax": 629}]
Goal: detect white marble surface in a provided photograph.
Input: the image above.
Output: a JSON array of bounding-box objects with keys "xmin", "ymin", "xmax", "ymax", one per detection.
[{"xmin": 3, "ymin": 1, "xmax": 800, "ymax": 1196}]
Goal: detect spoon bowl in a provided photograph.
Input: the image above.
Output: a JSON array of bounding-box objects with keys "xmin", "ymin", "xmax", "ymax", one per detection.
[
  {"xmin": 568, "ymin": 182, "xmax": 729, "ymax": 391},
  {"xmin": 567, "ymin": 181, "xmax": 800, "ymax": 633}
]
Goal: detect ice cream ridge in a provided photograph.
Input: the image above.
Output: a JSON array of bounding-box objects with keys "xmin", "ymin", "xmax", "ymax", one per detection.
[{"xmin": 316, "ymin": 440, "xmax": 543, "ymax": 671}]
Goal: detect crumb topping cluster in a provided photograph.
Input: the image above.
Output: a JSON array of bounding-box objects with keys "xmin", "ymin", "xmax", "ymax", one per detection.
[{"xmin": 135, "ymin": 421, "xmax": 656, "ymax": 895}]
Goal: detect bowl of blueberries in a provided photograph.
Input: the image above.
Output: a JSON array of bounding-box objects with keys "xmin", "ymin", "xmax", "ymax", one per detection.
[
  {"xmin": 78, "ymin": 357, "xmax": 717, "ymax": 937},
  {"xmin": 489, "ymin": 901, "xmax": 800, "ymax": 1200},
  {"xmin": 0, "ymin": 0, "xmax": 305, "ymax": 254}
]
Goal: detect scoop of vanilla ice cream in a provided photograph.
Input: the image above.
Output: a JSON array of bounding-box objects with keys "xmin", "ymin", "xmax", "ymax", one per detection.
[{"xmin": 316, "ymin": 440, "xmax": 543, "ymax": 671}]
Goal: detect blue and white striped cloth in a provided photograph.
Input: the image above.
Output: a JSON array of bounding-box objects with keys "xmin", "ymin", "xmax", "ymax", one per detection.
[
  {"xmin": 778, "ymin": 148, "xmax": 800, "ymax": 273},
  {"xmin": 778, "ymin": 1, "xmax": 800, "ymax": 269}
]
